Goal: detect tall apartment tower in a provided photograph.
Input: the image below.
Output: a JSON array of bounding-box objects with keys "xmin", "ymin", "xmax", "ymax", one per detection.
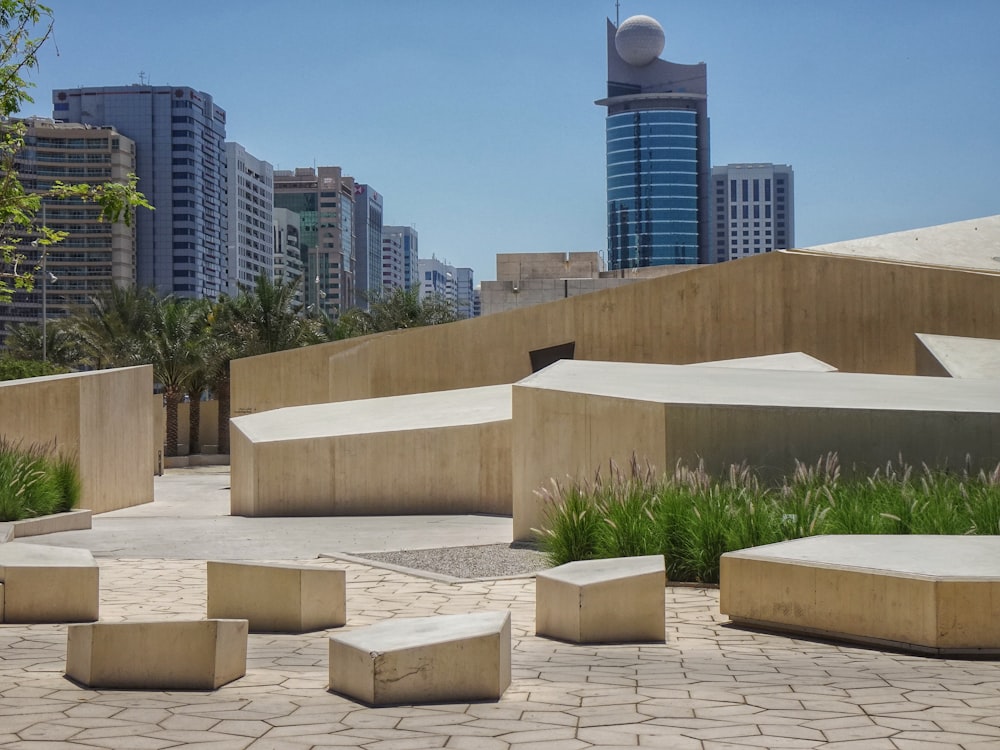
[
  {"xmin": 273, "ymin": 166, "xmax": 355, "ymax": 317},
  {"xmin": 1, "ymin": 118, "xmax": 137, "ymax": 347},
  {"xmin": 456, "ymin": 267, "xmax": 475, "ymax": 319},
  {"xmin": 272, "ymin": 207, "xmax": 305, "ymax": 306},
  {"xmin": 352, "ymin": 184, "xmax": 383, "ymax": 307},
  {"xmin": 711, "ymin": 164, "xmax": 795, "ymax": 261},
  {"xmin": 54, "ymin": 85, "xmax": 228, "ymax": 298},
  {"xmin": 418, "ymin": 256, "xmax": 456, "ymax": 303},
  {"xmin": 597, "ymin": 15, "xmax": 711, "ymax": 269},
  {"xmin": 381, "ymin": 231, "xmax": 404, "ymax": 290},
  {"xmin": 225, "ymin": 142, "xmax": 274, "ymax": 295},
  {"xmin": 383, "ymin": 225, "xmax": 418, "ymax": 289}
]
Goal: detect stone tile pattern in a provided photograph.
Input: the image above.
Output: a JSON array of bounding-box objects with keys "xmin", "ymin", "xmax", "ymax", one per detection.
[{"xmin": 3, "ymin": 556, "xmax": 1000, "ymax": 749}]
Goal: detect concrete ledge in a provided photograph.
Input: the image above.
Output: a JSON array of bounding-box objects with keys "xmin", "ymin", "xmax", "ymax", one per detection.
[
  {"xmin": 536, "ymin": 555, "xmax": 666, "ymax": 643},
  {"xmin": 65, "ymin": 619, "xmax": 248, "ymax": 689},
  {"xmin": 207, "ymin": 561, "xmax": 346, "ymax": 632},
  {"xmin": 0, "ymin": 523, "xmax": 11, "ymax": 543},
  {"xmin": 0, "ymin": 542, "xmax": 98, "ymax": 623},
  {"xmin": 720, "ymin": 535, "xmax": 1000, "ymax": 655},
  {"xmin": 329, "ymin": 611, "xmax": 511, "ymax": 705},
  {"xmin": 8, "ymin": 509, "xmax": 92, "ymax": 539}
]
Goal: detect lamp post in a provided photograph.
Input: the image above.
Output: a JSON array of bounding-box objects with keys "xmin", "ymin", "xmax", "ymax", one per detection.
[{"xmin": 41, "ymin": 262, "xmax": 57, "ymax": 363}]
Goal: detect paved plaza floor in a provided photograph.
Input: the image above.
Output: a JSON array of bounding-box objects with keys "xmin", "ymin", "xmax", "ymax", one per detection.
[{"xmin": 3, "ymin": 470, "xmax": 1000, "ymax": 749}]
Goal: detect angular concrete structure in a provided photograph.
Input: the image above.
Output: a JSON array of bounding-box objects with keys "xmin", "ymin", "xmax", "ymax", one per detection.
[
  {"xmin": 720, "ymin": 536, "xmax": 1000, "ymax": 655},
  {"xmin": 65, "ymin": 619, "xmax": 248, "ymax": 689},
  {"xmin": 230, "ymin": 385, "xmax": 510, "ymax": 517},
  {"xmin": 536, "ymin": 555, "xmax": 666, "ymax": 643},
  {"xmin": 0, "ymin": 542, "xmax": 98, "ymax": 623},
  {"xmin": 513, "ymin": 360, "xmax": 1000, "ymax": 541},
  {"xmin": 207, "ymin": 561, "xmax": 346, "ymax": 632},
  {"xmin": 0, "ymin": 366, "xmax": 154, "ymax": 514},
  {"xmin": 328, "ymin": 611, "xmax": 511, "ymax": 706},
  {"xmin": 915, "ymin": 333, "xmax": 1000, "ymax": 378},
  {"xmin": 232, "ymin": 218, "xmax": 1000, "ymax": 413}
]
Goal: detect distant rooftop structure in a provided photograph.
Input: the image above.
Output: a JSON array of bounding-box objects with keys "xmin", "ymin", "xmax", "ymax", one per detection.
[{"xmin": 479, "ymin": 251, "xmax": 693, "ymax": 315}]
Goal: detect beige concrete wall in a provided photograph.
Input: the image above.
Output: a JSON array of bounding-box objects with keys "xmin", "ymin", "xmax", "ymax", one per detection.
[
  {"xmin": 0, "ymin": 366, "xmax": 154, "ymax": 514},
  {"xmin": 231, "ymin": 420, "xmax": 511, "ymax": 517},
  {"xmin": 232, "ymin": 252, "xmax": 1000, "ymax": 416}
]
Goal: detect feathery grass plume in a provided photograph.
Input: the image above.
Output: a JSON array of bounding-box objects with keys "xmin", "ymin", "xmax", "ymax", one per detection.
[
  {"xmin": 536, "ymin": 478, "xmax": 603, "ymax": 566},
  {"xmin": 51, "ymin": 450, "xmax": 81, "ymax": 512},
  {"xmin": 966, "ymin": 462, "xmax": 1000, "ymax": 534},
  {"xmin": 0, "ymin": 437, "xmax": 61, "ymax": 520}
]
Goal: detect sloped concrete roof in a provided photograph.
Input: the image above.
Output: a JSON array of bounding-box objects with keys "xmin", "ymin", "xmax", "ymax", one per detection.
[
  {"xmin": 517, "ymin": 359, "xmax": 1000, "ymax": 413},
  {"xmin": 916, "ymin": 333, "xmax": 1000, "ymax": 378},
  {"xmin": 792, "ymin": 214, "xmax": 1000, "ymax": 274}
]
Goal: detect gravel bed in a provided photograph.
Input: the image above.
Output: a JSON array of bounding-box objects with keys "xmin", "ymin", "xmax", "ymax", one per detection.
[{"xmin": 355, "ymin": 543, "xmax": 551, "ymax": 579}]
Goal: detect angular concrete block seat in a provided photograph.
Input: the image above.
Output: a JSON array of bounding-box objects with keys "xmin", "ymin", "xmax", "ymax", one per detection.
[
  {"xmin": 207, "ymin": 561, "xmax": 346, "ymax": 632},
  {"xmin": 329, "ymin": 611, "xmax": 511, "ymax": 705},
  {"xmin": 535, "ymin": 555, "xmax": 666, "ymax": 643},
  {"xmin": 66, "ymin": 619, "xmax": 248, "ymax": 689},
  {"xmin": 721, "ymin": 535, "xmax": 1000, "ymax": 655},
  {"xmin": 0, "ymin": 542, "xmax": 98, "ymax": 623}
]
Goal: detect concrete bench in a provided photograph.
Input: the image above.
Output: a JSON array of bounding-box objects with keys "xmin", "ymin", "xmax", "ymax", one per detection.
[
  {"xmin": 535, "ymin": 555, "xmax": 666, "ymax": 643},
  {"xmin": 66, "ymin": 619, "xmax": 248, "ymax": 689},
  {"xmin": 206, "ymin": 561, "xmax": 346, "ymax": 632},
  {"xmin": 0, "ymin": 542, "xmax": 98, "ymax": 623},
  {"xmin": 329, "ymin": 611, "xmax": 511, "ymax": 705},
  {"xmin": 721, "ymin": 535, "xmax": 1000, "ymax": 656}
]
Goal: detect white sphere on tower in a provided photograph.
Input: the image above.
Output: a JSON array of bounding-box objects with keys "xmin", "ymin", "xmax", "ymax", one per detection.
[{"xmin": 614, "ymin": 15, "xmax": 665, "ymax": 67}]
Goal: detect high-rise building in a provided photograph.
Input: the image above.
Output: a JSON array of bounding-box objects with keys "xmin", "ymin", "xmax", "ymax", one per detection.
[
  {"xmin": 273, "ymin": 166, "xmax": 354, "ymax": 317},
  {"xmin": 54, "ymin": 85, "xmax": 228, "ymax": 298},
  {"xmin": 456, "ymin": 266, "xmax": 475, "ymax": 319},
  {"xmin": 383, "ymin": 225, "xmax": 418, "ymax": 289},
  {"xmin": 597, "ymin": 15, "xmax": 711, "ymax": 269},
  {"xmin": 272, "ymin": 207, "xmax": 305, "ymax": 306},
  {"xmin": 352, "ymin": 184, "xmax": 383, "ymax": 308},
  {"xmin": 225, "ymin": 142, "xmax": 273, "ymax": 295},
  {"xmin": 711, "ymin": 164, "xmax": 795, "ymax": 261},
  {"xmin": 418, "ymin": 256, "xmax": 455, "ymax": 303},
  {"xmin": 381, "ymin": 231, "xmax": 404, "ymax": 290},
  {"xmin": 0, "ymin": 118, "xmax": 138, "ymax": 347}
]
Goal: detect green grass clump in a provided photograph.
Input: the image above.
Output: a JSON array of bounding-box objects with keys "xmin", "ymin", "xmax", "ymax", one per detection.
[
  {"xmin": 0, "ymin": 438, "xmax": 82, "ymax": 521},
  {"xmin": 536, "ymin": 453, "xmax": 1000, "ymax": 585}
]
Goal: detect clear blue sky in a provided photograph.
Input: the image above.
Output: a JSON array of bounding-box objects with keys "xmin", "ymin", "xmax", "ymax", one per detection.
[{"xmin": 16, "ymin": 0, "xmax": 1000, "ymax": 283}]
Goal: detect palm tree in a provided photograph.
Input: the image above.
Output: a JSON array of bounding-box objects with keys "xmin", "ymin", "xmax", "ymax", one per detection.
[
  {"xmin": 207, "ymin": 274, "xmax": 319, "ymax": 454},
  {"xmin": 183, "ymin": 299, "xmax": 214, "ymax": 455},
  {"xmin": 334, "ymin": 285, "xmax": 458, "ymax": 339},
  {"xmin": 146, "ymin": 296, "xmax": 204, "ymax": 458},
  {"xmin": 3, "ymin": 320, "xmax": 82, "ymax": 367},
  {"xmin": 70, "ymin": 284, "xmax": 157, "ymax": 369}
]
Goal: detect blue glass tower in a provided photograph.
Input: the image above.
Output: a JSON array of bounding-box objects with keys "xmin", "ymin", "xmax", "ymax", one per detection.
[{"xmin": 597, "ymin": 16, "xmax": 711, "ymax": 268}]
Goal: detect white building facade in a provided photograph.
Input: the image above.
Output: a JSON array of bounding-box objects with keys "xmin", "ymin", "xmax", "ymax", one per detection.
[
  {"xmin": 711, "ymin": 163, "xmax": 794, "ymax": 261},
  {"xmin": 272, "ymin": 207, "xmax": 304, "ymax": 306},
  {"xmin": 226, "ymin": 142, "xmax": 274, "ymax": 294}
]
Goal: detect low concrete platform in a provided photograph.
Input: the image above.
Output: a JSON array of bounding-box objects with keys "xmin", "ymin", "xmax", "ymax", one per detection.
[
  {"xmin": 207, "ymin": 560, "xmax": 346, "ymax": 632},
  {"xmin": 536, "ymin": 555, "xmax": 666, "ymax": 643},
  {"xmin": 65, "ymin": 619, "xmax": 249, "ymax": 689},
  {"xmin": 720, "ymin": 535, "xmax": 1000, "ymax": 655},
  {"xmin": 230, "ymin": 385, "xmax": 511, "ymax": 517},
  {"xmin": 328, "ymin": 611, "xmax": 511, "ymax": 705},
  {"xmin": 0, "ymin": 542, "xmax": 98, "ymax": 623}
]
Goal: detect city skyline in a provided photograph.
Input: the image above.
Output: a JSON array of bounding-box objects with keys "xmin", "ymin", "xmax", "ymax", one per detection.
[{"xmin": 14, "ymin": 1, "xmax": 1000, "ymax": 283}]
